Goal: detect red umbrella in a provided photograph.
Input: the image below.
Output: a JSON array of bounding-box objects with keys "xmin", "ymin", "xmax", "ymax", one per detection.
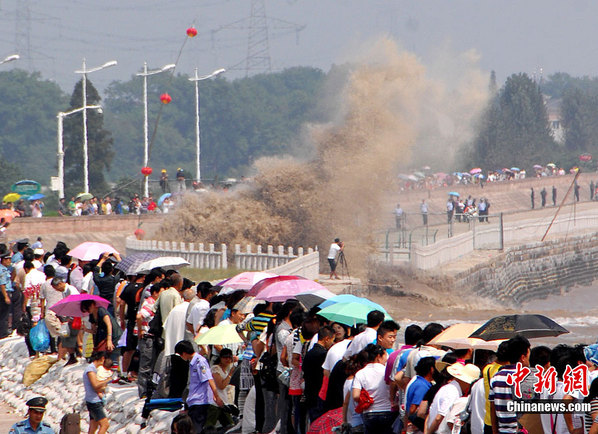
[
  {"xmin": 307, "ymin": 408, "xmax": 343, "ymax": 434},
  {"xmin": 247, "ymin": 275, "xmax": 306, "ymax": 297}
]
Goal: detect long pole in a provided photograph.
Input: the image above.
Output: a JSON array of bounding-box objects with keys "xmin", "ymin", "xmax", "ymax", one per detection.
[
  {"xmin": 57, "ymin": 114, "xmax": 65, "ymax": 199},
  {"xmin": 194, "ymin": 68, "xmax": 201, "ymax": 182},
  {"xmin": 542, "ymin": 171, "xmax": 581, "ymax": 241},
  {"xmin": 81, "ymin": 58, "xmax": 89, "ymax": 194},
  {"xmin": 142, "ymin": 62, "xmax": 149, "ymax": 197}
]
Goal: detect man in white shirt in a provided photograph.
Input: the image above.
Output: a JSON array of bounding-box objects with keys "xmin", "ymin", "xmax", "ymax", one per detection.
[
  {"xmin": 186, "ymin": 282, "xmax": 217, "ymax": 337},
  {"xmin": 427, "ymin": 363, "xmax": 480, "ymax": 434},
  {"xmin": 327, "ymin": 238, "xmax": 343, "ymax": 280},
  {"xmin": 163, "ymin": 288, "xmax": 194, "ymax": 356},
  {"xmin": 50, "ymin": 277, "xmax": 79, "ymax": 298},
  {"xmin": 344, "ymin": 310, "xmax": 385, "ymax": 358}
]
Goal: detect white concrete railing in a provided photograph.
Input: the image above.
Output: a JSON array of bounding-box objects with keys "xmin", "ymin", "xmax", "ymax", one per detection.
[
  {"xmin": 125, "ymin": 236, "xmax": 318, "ymax": 275},
  {"xmin": 408, "ymin": 212, "xmax": 598, "ymax": 270},
  {"xmin": 126, "ymin": 237, "xmax": 227, "ymax": 269},
  {"xmin": 266, "ymin": 250, "xmax": 319, "ymax": 280}
]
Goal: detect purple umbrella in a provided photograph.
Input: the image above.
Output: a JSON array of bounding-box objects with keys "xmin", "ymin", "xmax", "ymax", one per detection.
[
  {"xmin": 49, "ymin": 294, "xmax": 110, "ymax": 317},
  {"xmin": 255, "ymin": 279, "xmax": 329, "ymax": 303}
]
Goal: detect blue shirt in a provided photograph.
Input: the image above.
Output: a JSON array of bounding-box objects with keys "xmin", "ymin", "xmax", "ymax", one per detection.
[
  {"xmin": 0, "ymin": 264, "xmax": 13, "ymax": 292},
  {"xmin": 83, "ymin": 364, "xmax": 101, "ymax": 403},
  {"xmin": 405, "ymin": 375, "xmax": 432, "ymax": 416},
  {"xmin": 9, "ymin": 419, "xmax": 55, "ymax": 433},
  {"xmin": 187, "ymin": 353, "xmax": 214, "ymax": 407},
  {"xmin": 11, "ymin": 252, "xmax": 23, "ymax": 265},
  {"xmin": 489, "ymin": 364, "xmax": 518, "ymax": 434}
]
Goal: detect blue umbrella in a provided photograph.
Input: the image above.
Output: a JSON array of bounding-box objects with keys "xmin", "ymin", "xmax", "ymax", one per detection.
[
  {"xmin": 510, "ymin": 167, "xmax": 520, "ymax": 171},
  {"xmin": 448, "ymin": 192, "xmax": 460, "ymax": 197},
  {"xmin": 318, "ymin": 294, "xmax": 386, "ymax": 312},
  {"xmin": 27, "ymin": 193, "xmax": 45, "ymax": 201},
  {"xmin": 158, "ymin": 193, "xmax": 171, "ymax": 206}
]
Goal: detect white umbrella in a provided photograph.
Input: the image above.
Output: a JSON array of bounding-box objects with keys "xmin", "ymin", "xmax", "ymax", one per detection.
[{"xmin": 134, "ymin": 256, "xmax": 190, "ymax": 274}]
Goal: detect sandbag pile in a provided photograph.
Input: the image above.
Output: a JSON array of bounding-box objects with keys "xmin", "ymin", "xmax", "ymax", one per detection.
[{"xmin": 0, "ymin": 336, "xmax": 178, "ymax": 433}]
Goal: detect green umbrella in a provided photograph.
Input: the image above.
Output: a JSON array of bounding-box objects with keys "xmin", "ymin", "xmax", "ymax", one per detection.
[
  {"xmin": 195, "ymin": 323, "xmax": 244, "ymax": 345},
  {"xmin": 318, "ymin": 302, "xmax": 391, "ymax": 327}
]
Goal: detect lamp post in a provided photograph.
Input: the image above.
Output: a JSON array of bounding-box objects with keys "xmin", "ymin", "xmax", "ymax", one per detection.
[
  {"xmin": 74, "ymin": 58, "xmax": 117, "ymax": 193},
  {"xmin": 189, "ymin": 68, "xmax": 225, "ymax": 183},
  {"xmin": 136, "ymin": 62, "xmax": 176, "ymax": 197},
  {"xmin": 0, "ymin": 54, "xmax": 19, "ymax": 65},
  {"xmin": 57, "ymin": 105, "xmax": 102, "ymax": 199}
]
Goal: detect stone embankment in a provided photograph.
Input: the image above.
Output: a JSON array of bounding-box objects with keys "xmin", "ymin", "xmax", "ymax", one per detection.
[
  {"xmin": 453, "ymin": 232, "xmax": 598, "ymax": 304},
  {"xmin": 0, "ymin": 337, "xmax": 177, "ymax": 433}
]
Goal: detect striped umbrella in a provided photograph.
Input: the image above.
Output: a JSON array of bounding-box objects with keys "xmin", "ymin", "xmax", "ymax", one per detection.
[{"xmin": 115, "ymin": 252, "xmax": 160, "ymax": 275}]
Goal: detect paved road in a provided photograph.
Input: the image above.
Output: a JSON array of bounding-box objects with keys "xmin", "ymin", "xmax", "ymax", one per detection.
[{"xmin": 0, "ymin": 401, "xmax": 24, "ymax": 431}]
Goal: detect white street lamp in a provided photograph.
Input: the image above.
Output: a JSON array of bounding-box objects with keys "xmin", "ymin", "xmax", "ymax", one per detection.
[
  {"xmin": 0, "ymin": 54, "xmax": 19, "ymax": 65},
  {"xmin": 74, "ymin": 58, "xmax": 117, "ymax": 193},
  {"xmin": 57, "ymin": 105, "xmax": 102, "ymax": 199},
  {"xmin": 189, "ymin": 68, "xmax": 226, "ymax": 183},
  {"xmin": 136, "ymin": 62, "xmax": 176, "ymax": 197}
]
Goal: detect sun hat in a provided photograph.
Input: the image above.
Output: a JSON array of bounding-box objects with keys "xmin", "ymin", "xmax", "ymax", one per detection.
[{"xmin": 447, "ymin": 362, "xmax": 481, "ymax": 384}]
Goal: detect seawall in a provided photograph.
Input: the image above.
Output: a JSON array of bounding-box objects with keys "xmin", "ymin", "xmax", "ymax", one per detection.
[{"xmin": 452, "ymin": 232, "xmax": 598, "ymax": 305}]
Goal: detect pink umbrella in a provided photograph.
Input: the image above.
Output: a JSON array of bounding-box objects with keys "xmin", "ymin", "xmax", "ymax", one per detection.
[
  {"xmin": 49, "ymin": 294, "xmax": 110, "ymax": 317},
  {"xmin": 255, "ymin": 279, "xmax": 329, "ymax": 303},
  {"xmin": 469, "ymin": 168, "xmax": 482, "ymax": 174},
  {"xmin": 223, "ymin": 271, "xmax": 277, "ymax": 292},
  {"xmin": 68, "ymin": 241, "xmax": 119, "ymax": 261},
  {"xmin": 247, "ymin": 275, "xmax": 306, "ymax": 297}
]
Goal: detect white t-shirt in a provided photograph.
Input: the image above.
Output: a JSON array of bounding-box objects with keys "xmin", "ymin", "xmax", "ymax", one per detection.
[
  {"xmin": 345, "ymin": 328, "xmax": 377, "ymax": 358},
  {"xmin": 322, "ymin": 339, "xmax": 350, "ymax": 372},
  {"xmin": 328, "ymin": 243, "xmax": 341, "ymax": 260},
  {"xmin": 540, "ymin": 382, "xmax": 584, "ymax": 434},
  {"xmin": 469, "ymin": 379, "xmax": 486, "ymax": 434},
  {"xmin": 344, "ymin": 378, "xmax": 363, "ymax": 427},
  {"xmin": 187, "ymin": 299, "xmax": 210, "ymax": 333},
  {"xmin": 353, "ymin": 363, "xmax": 391, "ymax": 413},
  {"xmin": 443, "ymin": 396, "xmax": 468, "ymax": 434},
  {"xmin": 427, "ymin": 380, "xmax": 463, "ymax": 432}
]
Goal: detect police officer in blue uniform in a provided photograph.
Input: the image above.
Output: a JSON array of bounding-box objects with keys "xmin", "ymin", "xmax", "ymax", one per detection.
[{"xmin": 9, "ymin": 397, "xmax": 55, "ymax": 433}]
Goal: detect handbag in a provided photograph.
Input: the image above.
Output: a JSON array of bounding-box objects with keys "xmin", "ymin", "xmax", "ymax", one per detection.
[
  {"xmin": 354, "ymin": 388, "xmax": 374, "ymax": 414},
  {"xmin": 277, "ymin": 367, "xmax": 291, "ymax": 388}
]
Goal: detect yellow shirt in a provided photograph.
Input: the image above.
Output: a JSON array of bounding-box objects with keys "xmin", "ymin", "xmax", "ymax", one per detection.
[{"xmin": 483, "ymin": 362, "xmax": 503, "ymax": 426}]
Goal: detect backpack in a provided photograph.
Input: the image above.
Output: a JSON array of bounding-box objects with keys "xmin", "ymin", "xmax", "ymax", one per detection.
[
  {"xmin": 147, "ymin": 303, "xmax": 164, "ymax": 352},
  {"xmin": 59, "ymin": 412, "xmax": 80, "ymax": 434}
]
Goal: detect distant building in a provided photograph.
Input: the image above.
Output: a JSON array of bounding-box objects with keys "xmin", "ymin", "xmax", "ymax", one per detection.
[{"xmin": 544, "ymin": 96, "xmax": 564, "ymax": 144}]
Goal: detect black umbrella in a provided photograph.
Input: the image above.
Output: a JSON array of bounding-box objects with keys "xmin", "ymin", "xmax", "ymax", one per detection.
[{"xmin": 469, "ymin": 314, "xmax": 569, "ymax": 341}]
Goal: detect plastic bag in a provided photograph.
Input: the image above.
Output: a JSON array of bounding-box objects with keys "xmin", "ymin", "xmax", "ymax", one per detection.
[{"xmin": 29, "ymin": 319, "xmax": 51, "ymax": 352}]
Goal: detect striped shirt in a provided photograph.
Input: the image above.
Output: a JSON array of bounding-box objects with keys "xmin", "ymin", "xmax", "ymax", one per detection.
[
  {"xmin": 136, "ymin": 296, "xmax": 156, "ymax": 335},
  {"xmin": 244, "ymin": 312, "xmax": 275, "ymax": 336},
  {"xmin": 489, "ymin": 364, "xmax": 518, "ymax": 434}
]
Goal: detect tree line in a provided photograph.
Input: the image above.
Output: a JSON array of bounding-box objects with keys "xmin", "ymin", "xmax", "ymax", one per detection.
[
  {"xmin": 466, "ymin": 71, "xmax": 598, "ymax": 173},
  {"xmin": 0, "ymin": 66, "xmax": 326, "ymax": 197}
]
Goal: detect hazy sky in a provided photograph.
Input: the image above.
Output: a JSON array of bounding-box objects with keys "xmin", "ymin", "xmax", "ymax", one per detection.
[{"xmin": 2, "ymin": 0, "xmax": 598, "ymax": 92}]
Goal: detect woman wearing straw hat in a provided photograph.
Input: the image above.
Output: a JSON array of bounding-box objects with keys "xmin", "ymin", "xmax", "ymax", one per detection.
[{"xmin": 426, "ymin": 362, "xmax": 481, "ymax": 434}]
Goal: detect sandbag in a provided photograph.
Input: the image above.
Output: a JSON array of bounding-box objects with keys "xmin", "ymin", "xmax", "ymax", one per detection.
[
  {"xmin": 29, "ymin": 319, "xmax": 50, "ymax": 352},
  {"xmin": 23, "ymin": 355, "xmax": 58, "ymax": 386}
]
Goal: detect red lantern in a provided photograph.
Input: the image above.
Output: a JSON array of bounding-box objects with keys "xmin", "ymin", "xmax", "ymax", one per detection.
[
  {"xmin": 186, "ymin": 27, "xmax": 198, "ymax": 38},
  {"xmin": 580, "ymin": 153, "xmax": 592, "ymax": 162},
  {"xmin": 160, "ymin": 93, "xmax": 172, "ymax": 104},
  {"xmin": 141, "ymin": 166, "xmax": 153, "ymax": 176},
  {"xmin": 134, "ymin": 228, "xmax": 145, "ymax": 240}
]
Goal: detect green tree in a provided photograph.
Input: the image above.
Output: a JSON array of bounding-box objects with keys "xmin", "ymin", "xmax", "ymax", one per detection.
[
  {"xmin": 0, "ymin": 70, "xmax": 68, "ymax": 183},
  {"xmin": 0, "ymin": 157, "xmax": 22, "ymax": 194},
  {"xmin": 63, "ymin": 78, "xmax": 114, "ymax": 195},
  {"xmin": 469, "ymin": 73, "xmax": 557, "ymax": 170},
  {"xmin": 103, "ymin": 66, "xmax": 326, "ymax": 183}
]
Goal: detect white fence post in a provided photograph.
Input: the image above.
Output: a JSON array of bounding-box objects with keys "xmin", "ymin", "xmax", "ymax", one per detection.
[
  {"xmin": 235, "ymin": 244, "xmax": 241, "ymax": 269},
  {"xmin": 222, "ymin": 244, "xmax": 227, "ymax": 269}
]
